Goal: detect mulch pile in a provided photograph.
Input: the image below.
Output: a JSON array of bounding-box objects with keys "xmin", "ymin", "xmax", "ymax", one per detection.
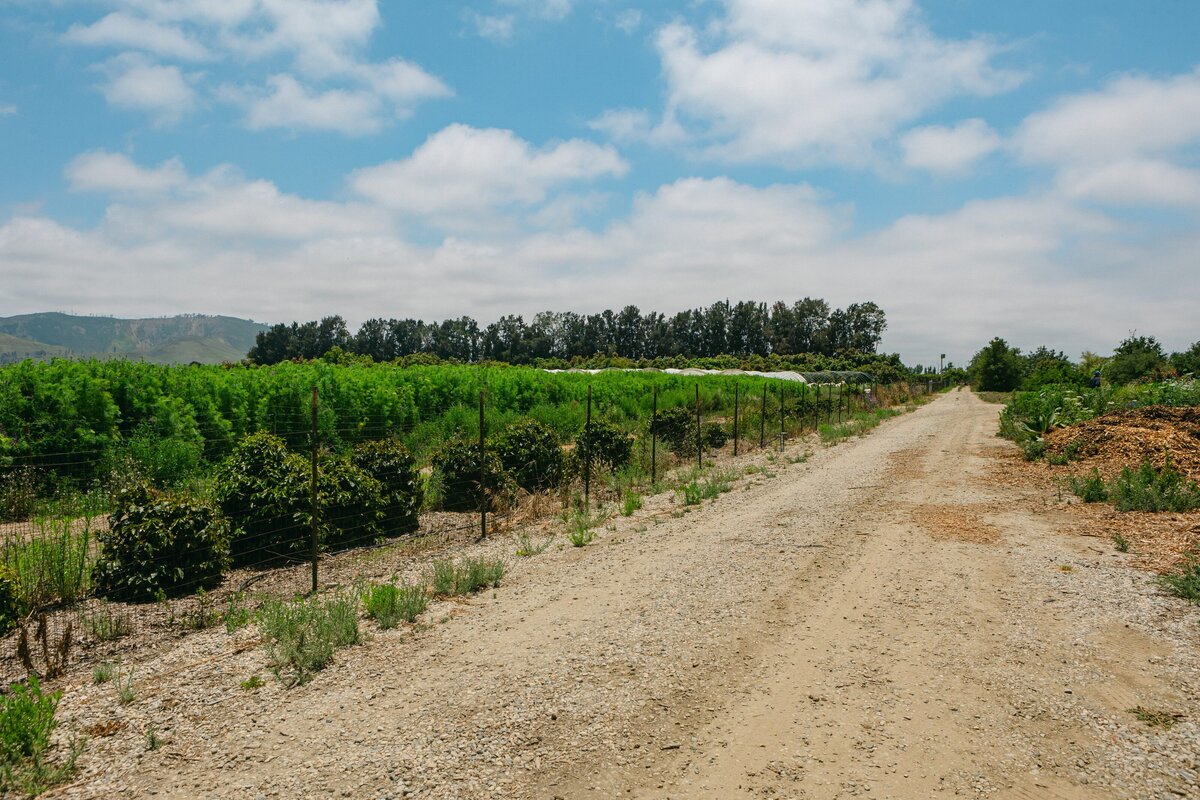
[{"xmin": 1045, "ymin": 405, "xmax": 1200, "ymax": 480}]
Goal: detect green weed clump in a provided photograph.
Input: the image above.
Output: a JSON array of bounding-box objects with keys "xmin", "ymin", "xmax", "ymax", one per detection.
[
  {"xmin": 564, "ymin": 509, "xmax": 606, "ymax": 546},
  {"xmin": 0, "ymin": 676, "xmax": 80, "ymax": 796},
  {"xmin": 362, "ymin": 581, "xmax": 428, "ymax": 629},
  {"xmin": 427, "ymin": 558, "xmax": 505, "ymax": 596},
  {"xmin": 621, "ymin": 491, "xmax": 643, "ymax": 516},
  {"xmin": 1109, "ymin": 461, "xmax": 1200, "ymax": 513},
  {"xmin": 515, "ymin": 532, "xmax": 551, "ymax": 557},
  {"xmin": 1159, "ymin": 553, "xmax": 1200, "ymax": 603},
  {"xmin": 1, "ymin": 517, "xmax": 95, "ymax": 614},
  {"xmin": 1069, "ymin": 469, "xmax": 1109, "ymax": 503},
  {"xmin": 256, "ymin": 594, "xmax": 360, "ymax": 686}
]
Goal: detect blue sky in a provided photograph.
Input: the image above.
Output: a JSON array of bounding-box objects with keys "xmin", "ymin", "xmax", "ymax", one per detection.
[{"xmin": 1, "ymin": 0, "xmax": 1198, "ymax": 365}]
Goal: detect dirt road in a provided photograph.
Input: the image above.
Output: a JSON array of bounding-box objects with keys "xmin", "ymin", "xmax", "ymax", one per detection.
[{"xmin": 62, "ymin": 390, "xmax": 1199, "ymax": 799}]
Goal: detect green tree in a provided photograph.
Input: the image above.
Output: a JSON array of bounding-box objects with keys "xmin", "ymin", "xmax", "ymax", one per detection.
[
  {"xmin": 1106, "ymin": 334, "xmax": 1169, "ymax": 385},
  {"xmin": 970, "ymin": 338, "xmax": 1024, "ymax": 391},
  {"xmin": 1170, "ymin": 341, "xmax": 1200, "ymax": 377}
]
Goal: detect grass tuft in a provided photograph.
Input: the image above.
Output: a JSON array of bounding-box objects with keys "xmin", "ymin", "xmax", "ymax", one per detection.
[{"xmin": 256, "ymin": 594, "xmax": 360, "ymax": 687}]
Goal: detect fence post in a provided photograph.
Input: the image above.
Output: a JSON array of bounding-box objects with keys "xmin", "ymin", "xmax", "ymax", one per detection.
[
  {"xmin": 778, "ymin": 382, "xmax": 785, "ymax": 451},
  {"xmin": 479, "ymin": 390, "xmax": 487, "ymax": 540},
  {"xmin": 650, "ymin": 386, "xmax": 658, "ymax": 486},
  {"xmin": 695, "ymin": 384, "xmax": 702, "ymax": 471},
  {"xmin": 733, "ymin": 383, "xmax": 739, "ymax": 457},
  {"xmin": 584, "ymin": 384, "xmax": 592, "ymax": 510},
  {"xmin": 310, "ymin": 386, "xmax": 319, "ymax": 595},
  {"xmin": 827, "ymin": 384, "xmax": 834, "ymax": 425},
  {"xmin": 837, "ymin": 384, "xmax": 844, "ymax": 423},
  {"xmin": 759, "ymin": 384, "xmax": 767, "ymax": 448}
]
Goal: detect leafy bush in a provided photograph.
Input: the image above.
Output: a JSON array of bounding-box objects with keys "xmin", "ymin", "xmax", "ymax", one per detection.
[
  {"xmin": 650, "ymin": 407, "xmax": 696, "ymax": 455},
  {"xmin": 257, "ymin": 594, "xmax": 360, "ymax": 686},
  {"xmin": 91, "ymin": 483, "xmax": 230, "ymax": 601},
  {"xmin": 212, "ymin": 433, "xmax": 312, "ymax": 566},
  {"xmin": 702, "ymin": 424, "xmax": 728, "ymax": 450},
  {"xmin": 0, "ymin": 566, "xmax": 17, "ymax": 637},
  {"xmin": 0, "ymin": 675, "xmax": 79, "ymax": 796},
  {"xmin": 490, "ymin": 419, "xmax": 565, "ymax": 492},
  {"xmin": 315, "ymin": 454, "xmax": 386, "ymax": 553},
  {"xmin": 578, "ymin": 420, "xmax": 633, "ymax": 473},
  {"xmin": 351, "ymin": 439, "xmax": 421, "ymax": 536},
  {"xmin": 429, "ymin": 440, "xmax": 512, "ymax": 512},
  {"xmin": 1109, "ymin": 460, "xmax": 1200, "ymax": 512},
  {"xmin": 0, "ymin": 467, "xmax": 40, "ymax": 523},
  {"xmin": 1069, "ymin": 469, "xmax": 1109, "ymax": 503}
]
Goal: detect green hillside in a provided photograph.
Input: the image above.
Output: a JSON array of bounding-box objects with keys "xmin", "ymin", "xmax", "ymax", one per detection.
[{"xmin": 0, "ymin": 313, "xmax": 267, "ymax": 365}]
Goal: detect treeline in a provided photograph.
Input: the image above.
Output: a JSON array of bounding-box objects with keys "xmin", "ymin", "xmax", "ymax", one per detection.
[{"xmin": 247, "ymin": 299, "xmax": 887, "ymax": 366}]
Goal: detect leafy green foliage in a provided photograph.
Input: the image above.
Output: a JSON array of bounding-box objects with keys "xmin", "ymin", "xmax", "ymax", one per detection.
[
  {"xmin": 490, "ymin": 418, "xmax": 565, "ymax": 492},
  {"xmin": 427, "ymin": 558, "xmax": 505, "ymax": 596},
  {"xmin": 0, "ymin": 566, "xmax": 17, "ymax": 637},
  {"xmin": 650, "ymin": 407, "xmax": 696, "ymax": 456},
  {"xmin": 92, "ymin": 483, "xmax": 230, "ymax": 601},
  {"xmin": 212, "ymin": 433, "xmax": 312, "ymax": 566},
  {"xmin": 1107, "ymin": 334, "xmax": 1170, "ymax": 386},
  {"xmin": 578, "ymin": 420, "xmax": 633, "ymax": 473},
  {"xmin": 1069, "ymin": 469, "xmax": 1109, "ymax": 503},
  {"xmin": 0, "ymin": 467, "xmax": 39, "ymax": 523},
  {"xmin": 313, "ymin": 454, "xmax": 385, "ymax": 552},
  {"xmin": 1109, "ymin": 461, "xmax": 1200, "ymax": 512},
  {"xmin": 351, "ymin": 439, "xmax": 421, "ymax": 536},
  {"xmin": 429, "ymin": 440, "xmax": 511, "ymax": 512},
  {"xmin": 2, "ymin": 517, "xmax": 95, "ymax": 613},
  {"xmin": 970, "ymin": 338, "xmax": 1024, "ymax": 392},
  {"xmin": 0, "ymin": 676, "xmax": 79, "ymax": 796},
  {"xmin": 1159, "ymin": 553, "xmax": 1200, "ymax": 602},
  {"xmin": 257, "ymin": 594, "xmax": 360, "ymax": 686}
]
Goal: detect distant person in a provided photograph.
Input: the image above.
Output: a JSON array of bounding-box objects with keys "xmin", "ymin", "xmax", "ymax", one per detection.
[{"xmin": 1089, "ymin": 369, "xmax": 1101, "ymax": 389}]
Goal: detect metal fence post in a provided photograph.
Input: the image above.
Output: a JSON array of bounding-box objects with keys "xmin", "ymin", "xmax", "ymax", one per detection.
[
  {"xmin": 650, "ymin": 386, "xmax": 658, "ymax": 486},
  {"xmin": 479, "ymin": 390, "xmax": 487, "ymax": 540},
  {"xmin": 733, "ymin": 383, "xmax": 739, "ymax": 457},
  {"xmin": 310, "ymin": 386, "xmax": 319, "ymax": 595},
  {"xmin": 694, "ymin": 384, "xmax": 702, "ymax": 471},
  {"xmin": 759, "ymin": 384, "xmax": 767, "ymax": 448},
  {"xmin": 584, "ymin": 384, "xmax": 592, "ymax": 510},
  {"xmin": 778, "ymin": 382, "xmax": 785, "ymax": 451}
]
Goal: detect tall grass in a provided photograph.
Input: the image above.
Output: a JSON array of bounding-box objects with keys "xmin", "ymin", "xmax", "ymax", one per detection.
[{"xmin": 0, "ymin": 517, "xmax": 96, "ymax": 613}]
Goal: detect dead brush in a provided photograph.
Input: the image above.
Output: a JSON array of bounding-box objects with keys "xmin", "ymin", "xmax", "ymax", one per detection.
[{"xmin": 17, "ymin": 613, "xmax": 73, "ymax": 679}]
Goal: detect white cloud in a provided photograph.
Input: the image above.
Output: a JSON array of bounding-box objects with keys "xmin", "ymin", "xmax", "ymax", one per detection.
[
  {"xmin": 0, "ymin": 105, "xmax": 16, "ymax": 116},
  {"xmin": 614, "ymin": 9, "xmax": 642, "ymax": 34},
  {"xmin": 63, "ymin": 1, "xmax": 450, "ymax": 133},
  {"xmin": 100, "ymin": 54, "xmax": 197, "ymax": 124},
  {"xmin": 901, "ymin": 119, "xmax": 1001, "ymax": 175},
  {"xmin": 499, "ymin": 0, "xmax": 574, "ymax": 21},
  {"xmin": 65, "ymin": 12, "xmax": 210, "ymax": 61},
  {"xmin": 603, "ymin": 0, "xmax": 1020, "ymax": 167},
  {"xmin": 350, "ymin": 124, "xmax": 628, "ymax": 228},
  {"xmin": 469, "ymin": 13, "xmax": 516, "ymax": 43},
  {"xmin": 1014, "ymin": 68, "xmax": 1200, "ymax": 209},
  {"xmin": 227, "ymin": 74, "xmax": 382, "ymax": 135},
  {"xmin": 66, "ymin": 151, "xmax": 188, "ymax": 194}
]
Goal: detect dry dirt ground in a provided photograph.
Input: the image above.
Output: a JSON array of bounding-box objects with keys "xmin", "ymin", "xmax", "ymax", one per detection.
[{"xmin": 47, "ymin": 390, "xmax": 1200, "ymax": 800}]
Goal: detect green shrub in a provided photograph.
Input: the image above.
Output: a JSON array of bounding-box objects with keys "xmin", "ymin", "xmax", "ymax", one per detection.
[
  {"xmin": 315, "ymin": 454, "xmax": 385, "ymax": 553},
  {"xmin": 578, "ymin": 420, "xmax": 633, "ymax": 473},
  {"xmin": 1159, "ymin": 553, "xmax": 1200, "ymax": 602},
  {"xmin": 650, "ymin": 407, "xmax": 696, "ymax": 455},
  {"xmin": 351, "ymin": 439, "xmax": 421, "ymax": 536},
  {"xmin": 104, "ymin": 426, "xmax": 204, "ymax": 490},
  {"xmin": 0, "ymin": 467, "xmax": 40, "ymax": 523},
  {"xmin": 0, "ymin": 675, "xmax": 79, "ymax": 795},
  {"xmin": 702, "ymin": 424, "xmax": 728, "ymax": 450},
  {"xmin": 212, "ymin": 433, "xmax": 312, "ymax": 566},
  {"xmin": 257, "ymin": 594, "xmax": 360, "ymax": 686},
  {"xmin": 0, "ymin": 566, "xmax": 17, "ymax": 637},
  {"xmin": 91, "ymin": 483, "xmax": 230, "ymax": 601},
  {"xmin": 1110, "ymin": 460, "xmax": 1200, "ymax": 513},
  {"xmin": 1069, "ymin": 469, "xmax": 1109, "ymax": 503},
  {"xmin": 429, "ymin": 440, "xmax": 512, "ymax": 512},
  {"xmin": 621, "ymin": 490, "xmax": 643, "ymax": 516},
  {"xmin": 490, "ymin": 419, "xmax": 566, "ymax": 492},
  {"xmin": 362, "ymin": 581, "xmax": 427, "ymax": 629}
]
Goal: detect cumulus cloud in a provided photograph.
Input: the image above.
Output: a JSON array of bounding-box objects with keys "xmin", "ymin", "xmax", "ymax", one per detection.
[
  {"xmin": 900, "ymin": 119, "xmax": 1001, "ymax": 175},
  {"xmin": 99, "ymin": 54, "xmax": 197, "ymax": 124},
  {"xmin": 350, "ymin": 124, "xmax": 628, "ymax": 229},
  {"xmin": 66, "ymin": 151, "xmax": 188, "ymax": 194},
  {"xmin": 62, "ymin": 0, "xmax": 450, "ymax": 132},
  {"xmin": 596, "ymin": 0, "xmax": 1021, "ymax": 167},
  {"xmin": 1013, "ymin": 68, "xmax": 1200, "ymax": 209},
  {"xmin": 468, "ymin": 13, "xmax": 516, "ymax": 43}
]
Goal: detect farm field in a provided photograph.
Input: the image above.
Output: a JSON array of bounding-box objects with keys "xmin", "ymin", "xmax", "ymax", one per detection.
[{"xmin": 22, "ymin": 389, "xmax": 1199, "ymax": 799}]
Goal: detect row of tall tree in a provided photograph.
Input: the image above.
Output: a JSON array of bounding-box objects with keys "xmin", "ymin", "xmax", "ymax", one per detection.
[{"xmin": 247, "ymin": 299, "xmax": 888, "ymax": 366}]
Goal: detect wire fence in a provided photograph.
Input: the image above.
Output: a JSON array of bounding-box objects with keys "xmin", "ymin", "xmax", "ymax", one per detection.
[{"xmin": 0, "ymin": 376, "xmax": 945, "ymax": 683}]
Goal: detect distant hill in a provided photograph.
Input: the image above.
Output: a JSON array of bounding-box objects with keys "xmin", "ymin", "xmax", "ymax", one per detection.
[{"xmin": 0, "ymin": 313, "xmax": 268, "ymax": 365}]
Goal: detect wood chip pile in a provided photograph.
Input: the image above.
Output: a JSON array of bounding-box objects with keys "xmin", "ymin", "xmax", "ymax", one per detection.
[{"xmin": 1045, "ymin": 406, "xmax": 1200, "ymax": 480}]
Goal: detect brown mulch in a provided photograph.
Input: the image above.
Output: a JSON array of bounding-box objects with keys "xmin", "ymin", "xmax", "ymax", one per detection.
[{"xmin": 1044, "ymin": 405, "xmax": 1200, "ymax": 481}]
